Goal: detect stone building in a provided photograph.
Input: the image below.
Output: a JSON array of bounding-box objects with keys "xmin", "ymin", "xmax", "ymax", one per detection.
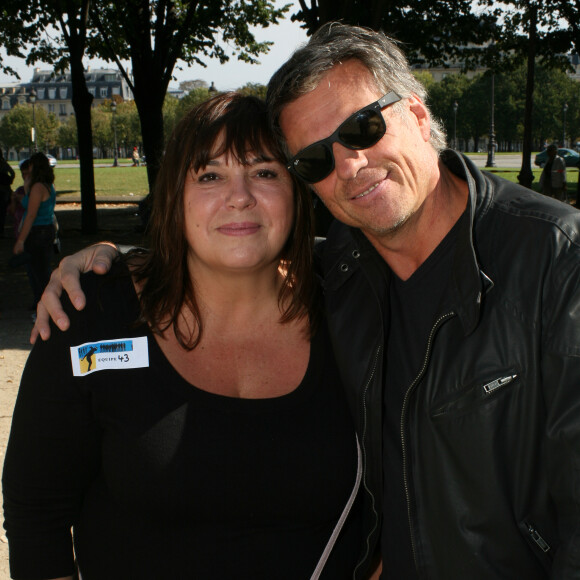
[{"xmin": 0, "ymin": 67, "xmax": 132, "ymax": 121}]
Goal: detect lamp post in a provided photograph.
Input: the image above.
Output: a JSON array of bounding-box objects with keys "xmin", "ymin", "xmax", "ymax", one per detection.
[
  {"xmin": 453, "ymin": 101, "xmax": 458, "ymax": 150},
  {"xmin": 485, "ymin": 73, "xmax": 496, "ymax": 167},
  {"xmin": 29, "ymin": 88, "xmax": 37, "ymax": 153},
  {"xmin": 111, "ymin": 101, "xmax": 118, "ymax": 167},
  {"xmin": 563, "ymin": 103, "xmax": 568, "ymax": 149}
]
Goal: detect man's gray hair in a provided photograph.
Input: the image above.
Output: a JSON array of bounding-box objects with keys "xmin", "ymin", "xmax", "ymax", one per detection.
[{"xmin": 267, "ymin": 22, "xmax": 447, "ymax": 153}]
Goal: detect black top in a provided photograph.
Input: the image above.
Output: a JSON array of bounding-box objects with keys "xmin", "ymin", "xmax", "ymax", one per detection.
[
  {"xmin": 3, "ymin": 265, "xmax": 362, "ymax": 579},
  {"xmin": 382, "ymin": 212, "xmax": 464, "ymax": 578}
]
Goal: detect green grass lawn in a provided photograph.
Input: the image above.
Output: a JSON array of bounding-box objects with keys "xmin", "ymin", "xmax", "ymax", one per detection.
[
  {"xmin": 11, "ymin": 164, "xmax": 150, "ymax": 199},
  {"xmin": 483, "ymin": 167, "xmax": 579, "ymax": 195},
  {"xmin": 56, "ymin": 166, "xmax": 149, "ymax": 198}
]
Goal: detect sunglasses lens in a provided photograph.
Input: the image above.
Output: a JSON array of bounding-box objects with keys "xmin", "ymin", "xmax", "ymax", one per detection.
[
  {"xmin": 289, "ymin": 105, "xmax": 388, "ymax": 183},
  {"xmin": 292, "ymin": 144, "xmax": 334, "ymax": 183},
  {"xmin": 339, "ymin": 110, "xmax": 386, "ymax": 149}
]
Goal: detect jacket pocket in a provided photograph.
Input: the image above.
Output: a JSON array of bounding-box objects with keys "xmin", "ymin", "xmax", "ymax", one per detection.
[
  {"xmin": 518, "ymin": 519, "xmax": 554, "ymax": 572},
  {"xmin": 431, "ymin": 369, "xmax": 520, "ymax": 419}
]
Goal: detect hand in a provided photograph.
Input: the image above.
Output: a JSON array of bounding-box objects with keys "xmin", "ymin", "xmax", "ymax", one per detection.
[
  {"xmin": 30, "ymin": 242, "xmax": 119, "ymax": 343},
  {"xmin": 13, "ymin": 239, "xmax": 25, "ymax": 255}
]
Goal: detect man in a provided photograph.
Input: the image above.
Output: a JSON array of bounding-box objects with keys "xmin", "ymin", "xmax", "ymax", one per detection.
[
  {"xmin": 33, "ymin": 23, "xmax": 580, "ymax": 579},
  {"xmin": 539, "ymin": 143, "xmax": 567, "ymax": 202}
]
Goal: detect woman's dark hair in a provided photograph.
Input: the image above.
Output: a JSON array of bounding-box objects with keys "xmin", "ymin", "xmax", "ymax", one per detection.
[
  {"xmin": 19, "ymin": 158, "xmax": 31, "ymax": 171},
  {"xmin": 128, "ymin": 92, "xmax": 317, "ymax": 350},
  {"xmin": 29, "ymin": 152, "xmax": 55, "ymax": 186}
]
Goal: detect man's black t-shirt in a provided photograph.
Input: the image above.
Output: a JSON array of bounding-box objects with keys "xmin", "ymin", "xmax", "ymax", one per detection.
[{"xmin": 382, "ymin": 212, "xmax": 466, "ymax": 578}]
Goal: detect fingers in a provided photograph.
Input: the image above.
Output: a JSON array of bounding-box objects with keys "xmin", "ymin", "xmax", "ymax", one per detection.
[
  {"xmin": 90, "ymin": 242, "xmax": 118, "ymax": 274},
  {"xmin": 29, "ymin": 242, "xmax": 120, "ymax": 342},
  {"xmin": 30, "ymin": 300, "xmax": 60, "ymax": 344},
  {"xmin": 59, "ymin": 260, "xmax": 87, "ymax": 312},
  {"xmin": 30, "ymin": 271, "xmax": 70, "ymax": 343},
  {"xmin": 56, "ymin": 242, "xmax": 118, "ymax": 311}
]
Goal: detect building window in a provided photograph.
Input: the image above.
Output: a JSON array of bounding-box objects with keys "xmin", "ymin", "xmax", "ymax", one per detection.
[
  {"xmin": 48, "ymin": 104, "xmax": 55, "ymax": 113},
  {"xmin": 112, "ymin": 87, "xmax": 121, "ymax": 96},
  {"xmin": 100, "ymin": 87, "xmax": 108, "ymax": 98},
  {"xmin": 1, "ymin": 99, "xmax": 10, "ymax": 110},
  {"xmin": 37, "ymin": 88, "xmax": 45, "ymax": 99},
  {"xmin": 60, "ymin": 104, "xmax": 67, "ymax": 115},
  {"xmin": 48, "ymin": 88, "xmax": 56, "ymax": 99},
  {"xmin": 88, "ymin": 87, "xmax": 96, "ymax": 96},
  {"xmin": 59, "ymin": 87, "xmax": 67, "ymax": 99}
]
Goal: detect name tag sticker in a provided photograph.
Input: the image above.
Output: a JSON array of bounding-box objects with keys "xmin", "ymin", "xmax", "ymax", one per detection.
[{"xmin": 70, "ymin": 337, "xmax": 149, "ymax": 376}]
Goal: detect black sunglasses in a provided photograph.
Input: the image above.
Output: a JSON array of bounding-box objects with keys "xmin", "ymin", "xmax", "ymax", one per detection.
[{"xmin": 287, "ymin": 91, "xmax": 402, "ymax": 184}]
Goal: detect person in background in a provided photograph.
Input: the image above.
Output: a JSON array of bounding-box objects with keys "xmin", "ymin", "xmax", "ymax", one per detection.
[
  {"xmin": 12, "ymin": 152, "xmax": 56, "ymax": 309},
  {"xmin": 0, "ymin": 149, "xmax": 16, "ymax": 238},
  {"xmin": 8, "ymin": 159, "xmax": 29, "ymax": 239},
  {"xmin": 37, "ymin": 23, "xmax": 580, "ymax": 579},
  {"xmin": 132, "ymin": 146, "xmax": 140, "ymax": 166},
  {"xmin": 3, "ymin": 93, "xmax": 372, "ymax": 580},
  {"xmin": 539, "ymin": 143, "xmax": 567, "ymax": 202}
]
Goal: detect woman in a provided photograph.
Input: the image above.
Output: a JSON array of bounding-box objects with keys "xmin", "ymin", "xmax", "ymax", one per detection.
[
  {"xmin": 0, "ymin": 148, "xmax": 16, "ymax": 237},
  {"xmin": 8, "ymin": 159, "xmax": 30, "ymax": 239},
  {"xmin": 3, "ymin": 94, "xmax": 365, "ymax": 579},
  {"xmin": 12, "ymin": 152, "xmax": 57, "ymax": 306}
]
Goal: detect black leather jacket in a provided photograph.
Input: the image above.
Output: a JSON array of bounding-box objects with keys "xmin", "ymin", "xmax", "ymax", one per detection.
[{"xmin": 317, "ymin": 151, "xmax": 580, "ymax": 579}]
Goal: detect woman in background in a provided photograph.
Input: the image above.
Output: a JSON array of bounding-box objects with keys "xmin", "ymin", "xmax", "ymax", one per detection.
[{"xmin": 12, "ymin": 152, "xmax": 56, "ymax": 307}]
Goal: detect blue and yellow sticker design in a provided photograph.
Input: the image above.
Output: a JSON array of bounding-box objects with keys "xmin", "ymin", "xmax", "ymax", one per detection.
[{"xmin": 70, "ymin": 337, "xmax": 149, "ymax": 376}]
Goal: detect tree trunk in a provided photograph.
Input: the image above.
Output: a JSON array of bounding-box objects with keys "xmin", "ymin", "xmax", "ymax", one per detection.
[
  {"xmin": 69, "ymin": 56, "xmax": 97, "ymax": 233},
  {"xmin": 138, "ymin": 95, "xmax": 164, "ymax": 193},
  {"xmin": 131, "ymin": 58, "xmax": 170, "ymax": 198},
  {"xmin": 517, "ymin": 3, "xmax": 537, "ymax": 189}
]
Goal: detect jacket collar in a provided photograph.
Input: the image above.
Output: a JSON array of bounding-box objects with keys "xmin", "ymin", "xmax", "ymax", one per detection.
[
  {"xmin": 319, "ymin": 149, "xmax": 494, "ymax": 337},
  {"xmin": 441, "ymin": 150, "xmax": 493, "ymax": 336}
]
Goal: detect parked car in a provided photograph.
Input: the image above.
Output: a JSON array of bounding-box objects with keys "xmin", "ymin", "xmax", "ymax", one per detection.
[
  {"xmin": 534, "ymin": 147, "xmax": 580, "ymax": 168},
  {"xmin": 46, "ymin": 154, "xmax": 57, "ymax": 168}
]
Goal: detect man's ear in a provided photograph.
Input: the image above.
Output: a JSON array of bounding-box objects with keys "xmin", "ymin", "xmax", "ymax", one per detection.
[{"xmin": 408, "ymin": 96, "xmax": 431, "ymax": 142}]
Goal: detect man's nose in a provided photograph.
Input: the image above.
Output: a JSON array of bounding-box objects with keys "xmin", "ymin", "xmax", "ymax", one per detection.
[{"xmin": 332, "ymin": 143, "xmax": 368, "ymax": 180}]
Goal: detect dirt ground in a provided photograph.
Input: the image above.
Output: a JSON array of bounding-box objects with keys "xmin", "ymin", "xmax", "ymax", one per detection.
[{"xmin": 0, "ymin": 202, "xmax": 145, "ymax": 578}]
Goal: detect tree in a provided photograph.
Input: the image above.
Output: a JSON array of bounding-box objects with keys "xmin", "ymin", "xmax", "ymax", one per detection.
[
  {"xmin": 1, "ymin": 0, "xmax": 100, "ymax": 232},
  {"xmin": 477, "ymin": 0, "xmax": 574, "ymax": 187},
  {"xmin": 112, "ymin": 100, "xmax": 143, "ymax": 158},
  {"xmin": 554, "ymin": 0, "xmax": 580, "ymax": 56},
  {"xmin": 0, "ymin": 104, "xmax": 55, "ymax": 155},
  {"xmin": 290, "ymin": 0, "xmax": 498, "ymax": 67},
  {"xmin": 237, "ymin": 83, "xmax": 268, "ymax": 100},
  {"xmin": 88, "ymin": 0, "xmax": 290, "ymax": 193},
  {"xmin": 56, "ymin": 115, "xmax": 79, "ymax": 154},
  {"xmin": 427, "ymin": 73, "xmax": 471, "ymax": 149},
  {"xmin": 91, "ymin": 106, "xmax": 114, "ymax": 158},
  {"xmin": 412, "ymin": 64, "xmax": 580, "ymax": 153}
]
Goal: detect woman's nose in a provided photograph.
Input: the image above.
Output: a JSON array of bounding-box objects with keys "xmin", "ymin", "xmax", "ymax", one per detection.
[{"xmin": 226, "ymin": 178, "xmax": 256, "ymax": 209}]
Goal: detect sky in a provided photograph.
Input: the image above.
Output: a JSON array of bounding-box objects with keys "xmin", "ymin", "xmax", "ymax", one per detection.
[{"xmin": 0, "ymin": 1, "xmax": 309, "ymax": 92}]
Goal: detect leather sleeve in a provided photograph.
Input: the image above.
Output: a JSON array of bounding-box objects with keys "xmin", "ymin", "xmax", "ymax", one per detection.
[{"xmin": 541, "ymin": 236, "xmax": 580, "ymax": 577}]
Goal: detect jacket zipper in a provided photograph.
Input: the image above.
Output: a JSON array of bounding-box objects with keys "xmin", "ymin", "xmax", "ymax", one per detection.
[
  {"xmin": 353, "ymin": 344, "xmax": 382, "ymax": 580},
  {"xmin": 526, "ymin": 523, "xmax": 551, "ymax": 553},
  {"xmin": 400, "ymin": 311, "xmax": 456, "ymax": 574}
]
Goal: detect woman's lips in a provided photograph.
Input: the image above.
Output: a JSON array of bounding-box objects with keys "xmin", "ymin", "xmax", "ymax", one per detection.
[{"xmin": 217, "ymin": 222, "xmax": 261, "ymax": 235}]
